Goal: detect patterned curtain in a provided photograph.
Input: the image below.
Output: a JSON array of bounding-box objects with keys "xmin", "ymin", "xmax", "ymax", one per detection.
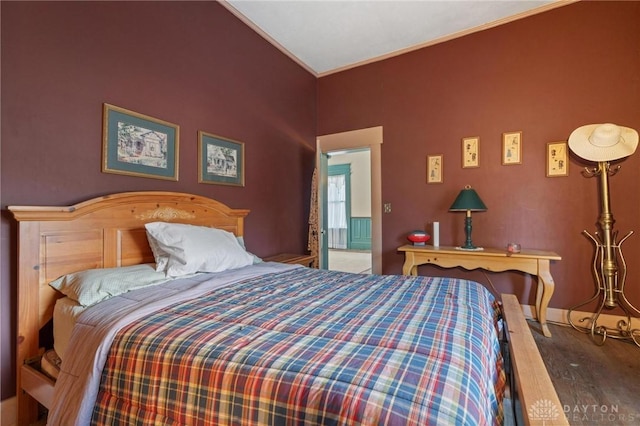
[{"xmin": 307, "ymin": 168, "xmax": 319, "ymax": 267}]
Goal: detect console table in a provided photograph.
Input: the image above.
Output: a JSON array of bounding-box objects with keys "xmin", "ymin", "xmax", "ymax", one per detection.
[{"xmin": 398, "ymin": 245, "xmax": 561, "ymax": 337}]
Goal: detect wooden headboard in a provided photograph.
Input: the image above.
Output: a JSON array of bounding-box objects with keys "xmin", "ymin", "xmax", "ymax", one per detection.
[{"xmin": 9, "ymin": 191, "xmax": 249, "ymax": 424}]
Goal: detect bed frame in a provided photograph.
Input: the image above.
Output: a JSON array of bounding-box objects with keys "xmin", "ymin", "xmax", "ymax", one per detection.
[{"xmin": 9, "ymin": 191, "xmax": 566, "ymax": 426}]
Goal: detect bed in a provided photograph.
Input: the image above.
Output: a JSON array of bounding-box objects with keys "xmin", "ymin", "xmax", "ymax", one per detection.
[{"xmin": 9, "ymin": 191, "xmax": 565, "ymax": 425}]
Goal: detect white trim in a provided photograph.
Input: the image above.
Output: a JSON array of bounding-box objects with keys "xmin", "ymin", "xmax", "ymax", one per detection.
[
  {"xmin": 521, "ymin": 304, "xmax": 640, "ymax": 330},
  {"xmin": 1, "ymin": 396, "xmax": 16, "ymax": 426}
]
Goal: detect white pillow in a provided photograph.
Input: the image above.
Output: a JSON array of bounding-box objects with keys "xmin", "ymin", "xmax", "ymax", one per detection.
[
  {"xmin": 147, "ymin": 232, "xmax": 170, "ymax": 272},
  {"xmin": 149, "ymin": 233, "xmax": 261, "ymax": 272},
  {"xmin": 145, "ymin": 222, "xmax": 254, "ymax": 277},
  {"xmin": 49, "ymin": 264, "xmax": 169, "ymax": 307}
]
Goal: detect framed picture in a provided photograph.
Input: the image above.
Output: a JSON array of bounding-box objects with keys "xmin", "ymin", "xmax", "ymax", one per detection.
[
  {"xmin": 462, "ymin": 136, "xmax": 479, "ymax": 168},
  {"xmin": 102, "ymin": 103, "xmax": 179, "ymax": 180},
  {"xmin": 547, "ymin": 141, "xmax": 569, "ymax": 177},
  {"xmin": 502, "ymin": 131, "xmax": 522, "ymax": 165},
  {"xmin": 427, "ymin": 154, "xmax": 443, "ymax": 184},
  {"xmin": 198, "ymin": 131, "xmax": 245, "ymax": 186}
]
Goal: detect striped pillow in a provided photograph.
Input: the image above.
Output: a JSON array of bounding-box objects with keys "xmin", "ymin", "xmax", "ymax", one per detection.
[{"xmin": 49, "ymin": 264, "xmax": 169, "ymax": 307}]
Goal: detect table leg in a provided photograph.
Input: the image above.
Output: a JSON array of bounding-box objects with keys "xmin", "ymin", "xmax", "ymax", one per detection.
[
  {"xmin": 535, "ymin": 275, "xmax": 543, "ymax": 322},
  {"xmin": 403, "ymin": 263, "xmax": 418, "ymax": 275},
  {"xmin": 402, "ymin": 253, "xmax": 418, "ymax": 276},
  {"xmin": 537, "ymin": 260, "xmax": 555, "ymax": 337}
]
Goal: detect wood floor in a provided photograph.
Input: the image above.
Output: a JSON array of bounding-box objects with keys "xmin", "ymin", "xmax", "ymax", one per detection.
[{"xmin": 529, "ymin": 320, "xmax": 640, "ymax": 425}]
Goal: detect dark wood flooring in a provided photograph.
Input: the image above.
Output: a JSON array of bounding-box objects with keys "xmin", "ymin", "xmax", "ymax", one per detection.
[{"xmin": 529, "ymin": 321, "xmax": 640, "ymax": 425}]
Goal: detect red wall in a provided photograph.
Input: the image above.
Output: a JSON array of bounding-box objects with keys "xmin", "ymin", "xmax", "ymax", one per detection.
[
  {"xmin": 0, "ymin": 2, "xmax": 316, "ymax": 399},
  {"xmin": 318, "ymin": 2, "xmax": 640, "ymax": 311}
]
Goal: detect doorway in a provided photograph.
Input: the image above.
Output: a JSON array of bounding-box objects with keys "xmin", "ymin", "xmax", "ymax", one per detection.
[
  {"xmin": 316, "ymin": 126, "xmax": 382, "ymax": 274},
  {"xmin": 327, "ymin": 152, "xmax": 371, "ymax": 274}
]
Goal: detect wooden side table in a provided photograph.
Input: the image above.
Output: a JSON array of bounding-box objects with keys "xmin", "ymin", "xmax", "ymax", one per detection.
[
  {"xmin": 398, "ymin": 244, "xmax": 561, "ymax": 337},
  {"xmin": 263, "ymin": 253, "xmax": 317, "ymax": 268}
]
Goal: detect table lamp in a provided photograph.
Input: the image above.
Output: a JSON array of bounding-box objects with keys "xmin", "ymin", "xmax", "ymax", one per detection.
[{"xmin": 449, "ymin": 185, "xmax": 487, "ymax": 250}]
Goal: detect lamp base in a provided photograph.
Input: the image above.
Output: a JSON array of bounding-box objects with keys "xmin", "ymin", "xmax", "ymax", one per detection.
[{"xmin": 455, "ymin": 246, "xmax": 484, "ymax": 251}]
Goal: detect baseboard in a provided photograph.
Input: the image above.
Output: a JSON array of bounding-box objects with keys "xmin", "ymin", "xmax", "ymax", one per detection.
[
  {"xmin": 521, "ymin": 304, "xmax": 640, "ymax": 330},
  {"xmin": 1, "ymin": 396, "xmax": 16, "ymax": 426}
]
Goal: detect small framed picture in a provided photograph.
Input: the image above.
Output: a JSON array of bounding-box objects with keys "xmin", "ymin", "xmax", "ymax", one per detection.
[
  {"xmin": 547, "ymin": 141, "xmax": 569, "ymax": 177},
  {"xmin": 462, "ymin": 136, "xmax": 479, "ymax": 168},
  {"xmin": 198, "ymin": 131, "xmax": 245, "ymax": 186},
  {"xmin": 102, "ymin": 103, "xmax": 179, "ymax": 180},
  {"xmin": 502, "ymin": 131, "xmax": 522, "ymax": 165},
  {"xmin": 427, "ymin": 154, "xmax": 443, "ymax": 184}
]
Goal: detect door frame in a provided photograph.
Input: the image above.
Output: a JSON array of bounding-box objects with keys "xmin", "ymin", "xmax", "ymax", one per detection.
[{"xmin": 316, "ymin": 126, "xmax": 382, "ymax": 274}]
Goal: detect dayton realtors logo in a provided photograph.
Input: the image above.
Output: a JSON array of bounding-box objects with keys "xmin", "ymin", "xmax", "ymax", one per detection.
[
  {"xmin": 564, "ymin": 404, "xmax": 636, "ymax": 423},
  {"xmin": 529, "ymin": 400, "xmax": 637, "ymax": 424}
]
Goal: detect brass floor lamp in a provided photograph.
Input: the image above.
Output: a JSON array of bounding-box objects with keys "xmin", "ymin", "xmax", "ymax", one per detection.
[{"xmin": 567, "ymin": 123, "xmax": 640, "ymax": 347}]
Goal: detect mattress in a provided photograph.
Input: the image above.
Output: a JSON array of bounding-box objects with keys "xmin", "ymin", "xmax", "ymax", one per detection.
[
  {"xmin": 48, "ymin": 264, "xmax": 505, "ymax": 425},
  {"xmin": 43, "ymin": 295, "xmax": 88, "ymax": 380},
  {"xmin": 53, "ymin": 296, "xmax": 87, "ymax": 360}
]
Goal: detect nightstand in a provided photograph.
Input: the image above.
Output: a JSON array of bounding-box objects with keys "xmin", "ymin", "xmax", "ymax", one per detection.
[{"xmin": 263, "ymin": 253, "xmax": 317, "ymax": 268}]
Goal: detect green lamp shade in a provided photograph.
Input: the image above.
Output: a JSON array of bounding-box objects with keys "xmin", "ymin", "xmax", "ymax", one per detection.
[
  {"xmin": 449, "ymin": 185, "xmax": 487, "ymax": 250},
  {"xmin": 449, "ymin": 186, "xmax": 487, "ymax": 211}
]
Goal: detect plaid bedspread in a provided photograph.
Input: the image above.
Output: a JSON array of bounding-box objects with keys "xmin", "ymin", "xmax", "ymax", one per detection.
[{"xmin": 91, "ymin": 268, "xmax": 505, "ymax": 425}]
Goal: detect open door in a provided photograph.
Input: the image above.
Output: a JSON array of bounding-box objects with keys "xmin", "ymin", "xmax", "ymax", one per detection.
[{"xmin": 319, "ymin": 153, "xmax": 329, "ymax": 269}]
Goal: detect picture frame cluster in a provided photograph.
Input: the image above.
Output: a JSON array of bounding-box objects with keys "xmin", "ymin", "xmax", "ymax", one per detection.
[
  {"xmin": 426, "ymin": 130, "xmax": 569, "ymax": 183},
  {"xmin": 102, "ymin": 103, "xmax": 245, "ymax": 186}
]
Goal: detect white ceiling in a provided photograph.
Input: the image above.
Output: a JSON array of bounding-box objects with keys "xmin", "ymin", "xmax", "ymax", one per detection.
[{"xmin": 222, "ymin": 0, "xmax": 572, "ymax": 76}]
